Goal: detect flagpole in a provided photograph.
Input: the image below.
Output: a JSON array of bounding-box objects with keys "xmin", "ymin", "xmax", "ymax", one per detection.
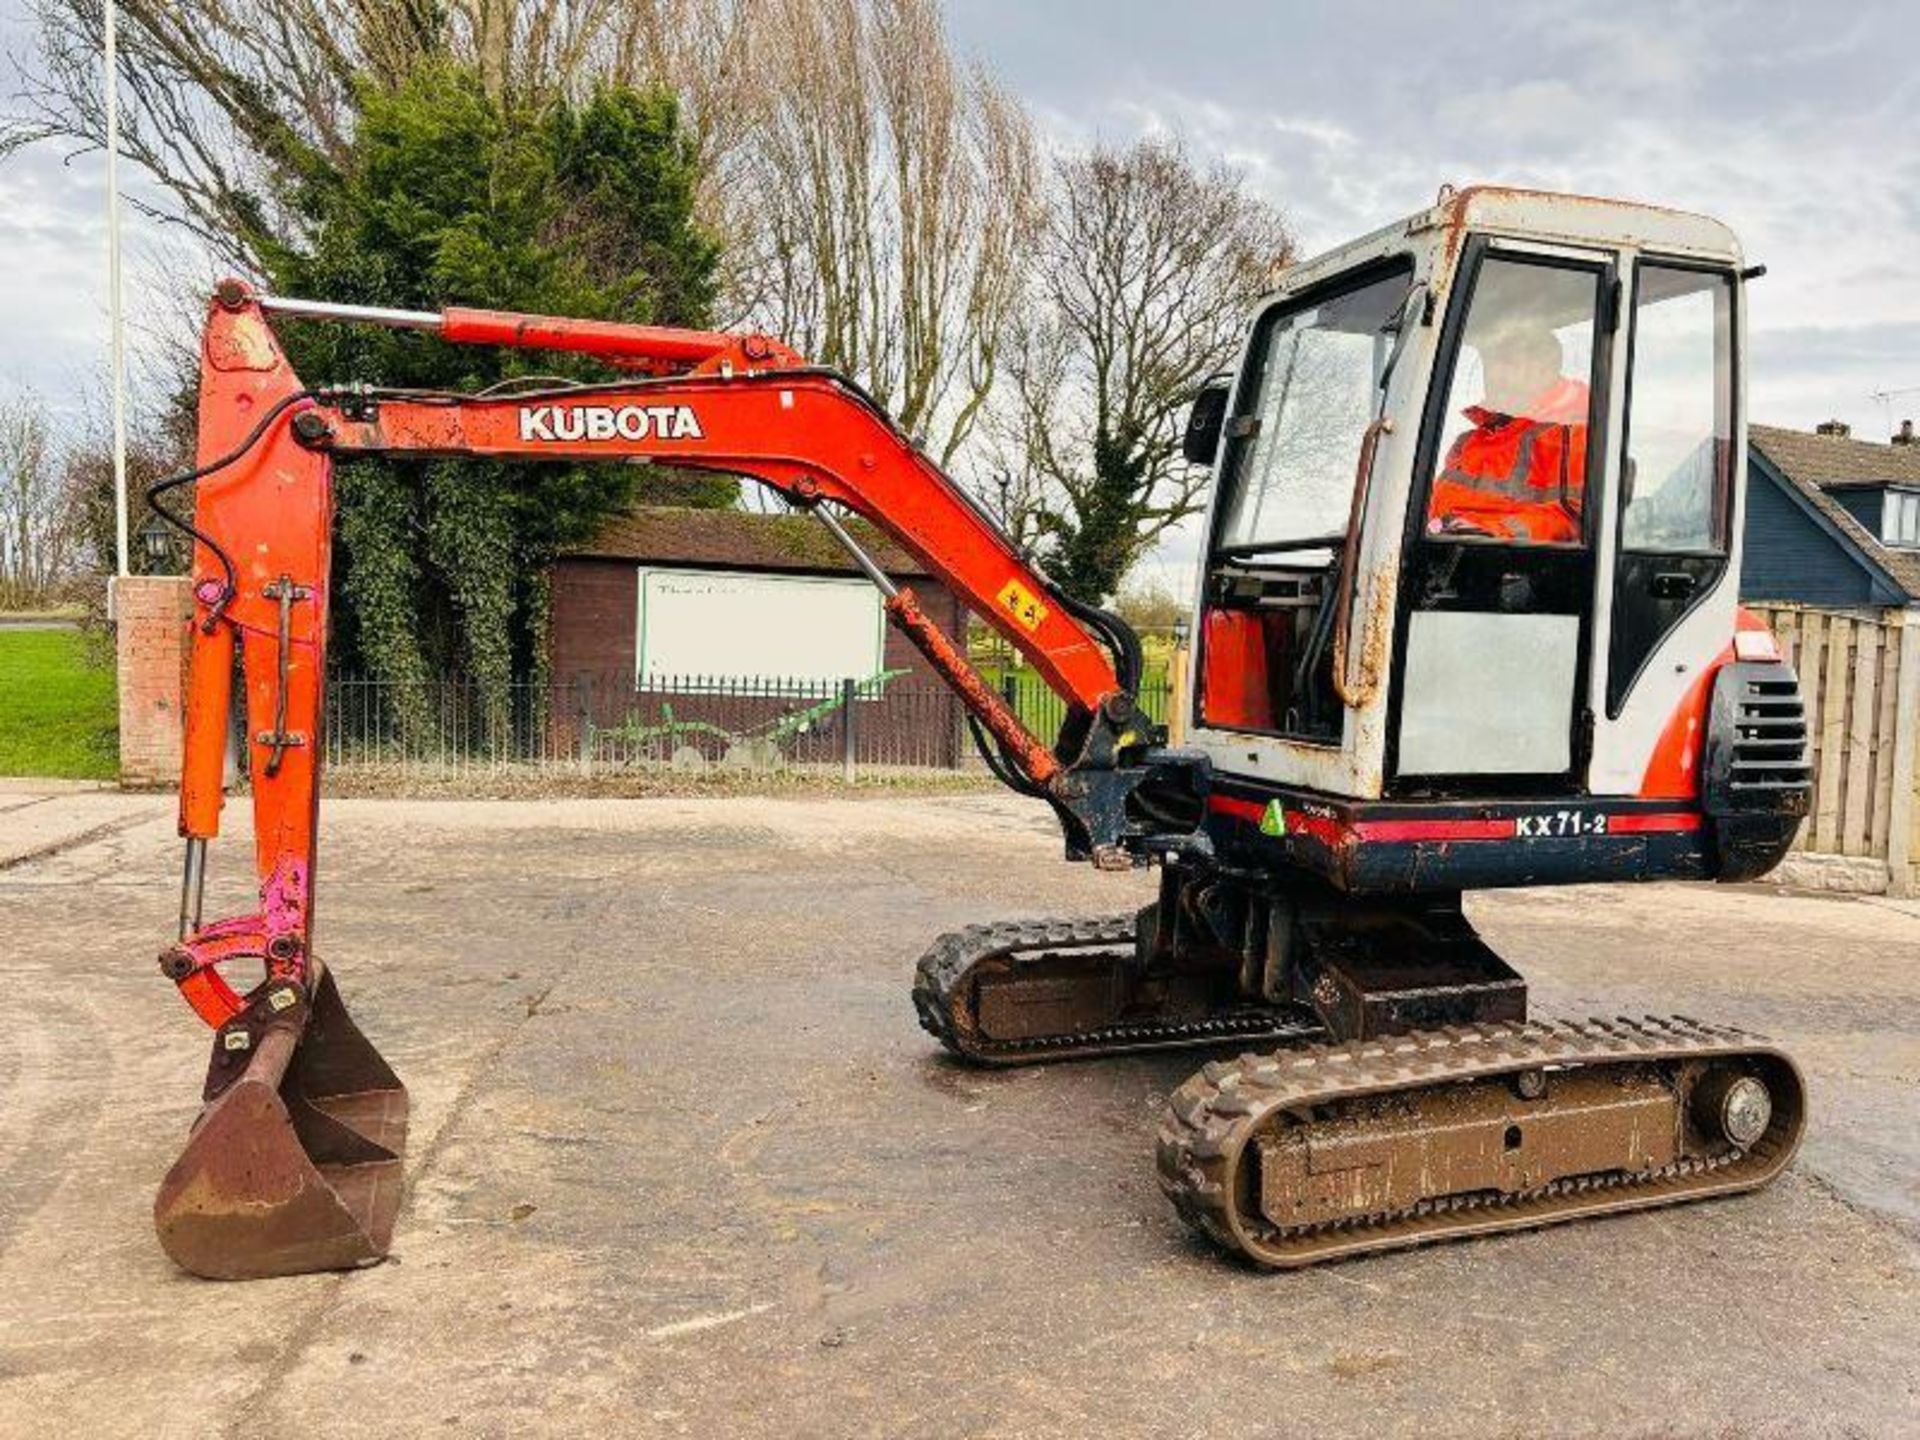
[{"xmin": 105, "ymin": 0, "xmax": 130, "ymax": 587}]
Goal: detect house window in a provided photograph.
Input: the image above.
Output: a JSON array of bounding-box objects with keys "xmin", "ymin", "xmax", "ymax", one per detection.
[{"xmin": 1884, "ymin": 490, "xmax": 1920, "ymax": 548}]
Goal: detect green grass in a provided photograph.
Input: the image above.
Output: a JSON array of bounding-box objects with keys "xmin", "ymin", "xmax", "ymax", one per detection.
[
  {"xmin": 0, "ymin": 629, "xmax": 118, "ymax": 779},
  {"xmin": 972, "ymin": 638, "xmax": 1180, "ymax": 733}
]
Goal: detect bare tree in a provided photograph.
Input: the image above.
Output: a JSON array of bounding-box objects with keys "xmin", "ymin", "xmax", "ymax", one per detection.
[
  {"xmin": 36, "ymin": 385, "xmax": 197, "ymax": 588},
  {"xmin": 12, "ymin": 0, "xmax": 400, "ymax": 266},
  {"xmin": 995, "ymin": 137, "xmax": 1293, "ymax": 602},
  {"xmin": 6, "ymin": 0, "xmax": 749, "ymax": 269},
  {"xmin": 593, "ymin": 1, "xmax": 765, "ymax": 321},
  {"xmin": 10, "ymin": 0, "xmax": 1033, "ymax": 422},
  {"xmin": 735, "ymin": 0, "xmax": 1039, "ymax": 465},
  {"xmin": 0, "ymin": 393, "xmax": 83, "ymax": 605}
]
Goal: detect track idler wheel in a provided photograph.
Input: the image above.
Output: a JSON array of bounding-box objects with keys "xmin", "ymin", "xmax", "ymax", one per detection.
[{"xmin": 153, "ymin": 962, "xmax": 408, "ymax": 1280}]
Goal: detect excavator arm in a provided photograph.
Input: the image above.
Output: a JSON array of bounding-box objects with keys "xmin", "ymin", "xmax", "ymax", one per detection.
[
  {"xmin": 148, "ymin": 280, "xmax": 1213, "ymax": 1279},
  {"xmin": 160, "ymin": 281, "xmax": 1200, "ymax": 1033}
]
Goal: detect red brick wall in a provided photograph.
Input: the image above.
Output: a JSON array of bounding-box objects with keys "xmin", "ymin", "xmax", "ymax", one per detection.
[
  {"xmin": 114, "ymin": 576, "xmax": 194, "ymax": 787},
  {"xmin": 550, "ymin": 560, "xmax": 639, "ymax": 684}
]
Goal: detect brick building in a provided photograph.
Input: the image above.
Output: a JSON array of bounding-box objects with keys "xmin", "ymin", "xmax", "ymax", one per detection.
[{"xmin": 550, "ymin": 507, "xmax": 968, "ymax": 767}]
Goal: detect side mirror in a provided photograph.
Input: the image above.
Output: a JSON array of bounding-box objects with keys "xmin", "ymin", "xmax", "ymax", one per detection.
[{"xmin": 1183, "ymin": 376, "xmax": 1233, "ymax": 466}]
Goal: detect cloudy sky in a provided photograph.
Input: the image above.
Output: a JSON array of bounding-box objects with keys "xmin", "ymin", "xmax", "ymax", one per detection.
[
  {"xmin": 2, "ymin": 0, "xmax": 1916, "ymax": 581},
  {"xmin": 950, "ymin": 0, "xmax": 1920, "ymax": 584}
]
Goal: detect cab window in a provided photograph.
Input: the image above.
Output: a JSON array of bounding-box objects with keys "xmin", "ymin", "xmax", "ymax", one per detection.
[
  {"xmin": 1198, "ymin": 260, "xmax": 1412, "ymax": 741},
  {"xmin": 1424, "ymin": 255, "xmax": 1602, "ymax": 548},
  {"xmin": 1618, "ymin": 266, "xmax": 1733, "ymax": 554},
  {"xmin": 1217, "ymin": 268, "xmax": 1410, "ymax": 559},
  {"xmin": 1605, "ymin": 262, "xmax": 1736, "ymax": 714}
]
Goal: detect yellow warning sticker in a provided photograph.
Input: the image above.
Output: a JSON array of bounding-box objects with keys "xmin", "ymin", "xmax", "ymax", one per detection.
[{"xmin": 997, "ymin": 578, "xmax": 1049, "ymax": 633}]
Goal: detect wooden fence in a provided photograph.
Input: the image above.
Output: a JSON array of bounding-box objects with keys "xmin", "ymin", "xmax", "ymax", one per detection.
[{"xmin": 1748, "ymin": 604, "xmax": 1920, "ymax": 894}]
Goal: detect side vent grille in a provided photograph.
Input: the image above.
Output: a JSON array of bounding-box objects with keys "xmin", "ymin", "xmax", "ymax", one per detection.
[
  {"xmin": 1705, "ymin": 659, "xmax": 1812, "ymax": 877},
  {"xmin": 1727, "ymin": 674, "xmax": 1812, "ymax": 794}
]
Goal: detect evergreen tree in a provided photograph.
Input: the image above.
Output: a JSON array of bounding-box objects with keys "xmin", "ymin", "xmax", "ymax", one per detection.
[{"xmin": 261, "ymin": 65, "xmax": 725, "ymax": 731}]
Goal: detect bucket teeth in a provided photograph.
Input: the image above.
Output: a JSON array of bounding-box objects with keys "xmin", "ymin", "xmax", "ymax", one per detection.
[{"xmin": 154, "ymin": 964, "xmax": 407, "ymax": 1281}]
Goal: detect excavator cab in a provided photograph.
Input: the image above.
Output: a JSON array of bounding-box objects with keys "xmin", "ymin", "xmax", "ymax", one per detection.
[{"xmin": 1182, "ymin": 187, "xmax": 1802, "ymax": 892}]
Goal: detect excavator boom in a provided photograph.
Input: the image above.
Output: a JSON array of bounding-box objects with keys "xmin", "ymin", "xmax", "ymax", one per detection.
[{"xmin": 170, "ymin": 282, "xmax": 1181, "ymax": 1006}]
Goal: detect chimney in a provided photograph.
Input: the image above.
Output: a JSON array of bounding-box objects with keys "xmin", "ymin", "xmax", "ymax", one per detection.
[
  {"xmin": 1815, "ymin": 419, "xmax": 1851, "ymax": 438},
  {"xmin": 1894, "ymin": 419, "xmax": 1916, "ymax": 447}
]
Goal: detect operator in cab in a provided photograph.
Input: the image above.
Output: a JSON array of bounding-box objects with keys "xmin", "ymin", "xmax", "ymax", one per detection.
[{"xmin": 1426, "ymin": 313, "xmax": 1590, "ymax": 545}]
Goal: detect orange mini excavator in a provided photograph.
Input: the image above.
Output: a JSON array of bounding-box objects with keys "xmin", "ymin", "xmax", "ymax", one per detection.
[{"xmin": 151, "ymin": 187, "xmax": 1811, "ymax": 1279}]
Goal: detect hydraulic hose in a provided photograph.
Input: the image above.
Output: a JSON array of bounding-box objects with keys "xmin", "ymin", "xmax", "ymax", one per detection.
[
  {"xmin": 1055, "ymin": 589, "xmax": 1144, "ymax": 700},
  {"xmin": 145, "ymin": 390, "xmax": 314, "ymax": 629},
  {"xmin": 967, "ymin": 712, "xmax": 1046, "ymax": 798}
]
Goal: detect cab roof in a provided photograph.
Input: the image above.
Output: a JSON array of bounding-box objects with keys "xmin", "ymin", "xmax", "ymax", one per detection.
[
  {"xmin": 1274, "ymin": 184, "xmax": 1743, "ymax": 296},
  {"xmin": 1424, "ymin": 185, "xmax": 1742, "ymax": 261}
]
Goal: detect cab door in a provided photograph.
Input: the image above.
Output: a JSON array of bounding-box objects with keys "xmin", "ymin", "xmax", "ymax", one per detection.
[
  {"xmin": 1588, "ymin": 260, "xmax": 1740, "ymax": 794},
  {"xmin": 1388, "ymin": 237, "xmax": 1620, "ymax": 794}
]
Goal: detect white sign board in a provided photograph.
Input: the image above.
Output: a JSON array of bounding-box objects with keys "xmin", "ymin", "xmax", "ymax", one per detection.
[{"xmin": 635, "ymin": 567, "xmax": 885, "ymax": 687}]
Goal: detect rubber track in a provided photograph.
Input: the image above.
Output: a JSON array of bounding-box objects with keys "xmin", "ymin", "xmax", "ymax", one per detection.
[
  {"xmin": 912, "ymin": 914, "xmax": 1321, "ymax": 1065},
  {"xmin": 1156, "ymin": 1014, "xmax": 1807, "ymax": 1268}
]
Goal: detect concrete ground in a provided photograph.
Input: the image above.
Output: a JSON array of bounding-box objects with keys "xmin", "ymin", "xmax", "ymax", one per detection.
[{"xmin": 0, "ymin": 787, "xmax": 1915, "ymax": 1439}]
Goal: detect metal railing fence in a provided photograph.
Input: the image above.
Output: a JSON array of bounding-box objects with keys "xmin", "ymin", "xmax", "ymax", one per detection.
[{"xmin": 322, "ymin": 669, "xmax": 1172, "ymax": 781}]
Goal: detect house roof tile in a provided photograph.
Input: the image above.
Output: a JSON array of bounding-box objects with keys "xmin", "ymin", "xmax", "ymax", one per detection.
[
  {"xmin": 1749, "ymin": 425, "xmax": 1920, "ymax": 601},
  {"xmin": 562, "ymin": 506, "xmax": 935, "ymax": 578},
  {"xmin": 1749, "ymin": 424, "xmax": 1920, "ymax": 490}
]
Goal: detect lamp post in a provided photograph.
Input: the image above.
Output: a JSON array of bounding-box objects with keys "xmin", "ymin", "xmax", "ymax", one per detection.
[
  {"xmin": 105, "ymin": 0, "xmax": 130, "ymax": 593},
  {"xmin": 139, "ymin": 511, "xmax": 178, "ymax": 572}
]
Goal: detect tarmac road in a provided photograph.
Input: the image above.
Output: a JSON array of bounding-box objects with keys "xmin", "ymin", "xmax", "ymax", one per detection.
[{"xmin": 0, "ymin": 787, "xmax": 1915, "ymax": 1438}]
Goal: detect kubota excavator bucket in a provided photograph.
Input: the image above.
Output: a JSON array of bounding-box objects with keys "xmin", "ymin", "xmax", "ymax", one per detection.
[{"xmin": 154, "ymin": 963, "xmax": 407, "ymax": 1280}]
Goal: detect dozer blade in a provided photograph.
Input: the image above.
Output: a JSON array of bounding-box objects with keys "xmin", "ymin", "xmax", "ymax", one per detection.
[
  {"xmin": 154, "ymin": 963, "xmax": 407, "ymax": 1280},
  {"xmin": 1157, "ymin": 1016, "xmax": 1806, "ymax": 1268}
]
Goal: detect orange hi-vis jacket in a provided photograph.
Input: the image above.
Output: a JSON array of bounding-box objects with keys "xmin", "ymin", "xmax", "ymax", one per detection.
[{"xmin": 1426, "ymin": 378, "xmax": 1590, "ymax": 544}]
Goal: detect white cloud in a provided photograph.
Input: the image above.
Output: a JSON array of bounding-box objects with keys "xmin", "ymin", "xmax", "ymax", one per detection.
[
  {"xmin": 1266, "ymin": 115, "xmax": 1355, "ymax": 150},
  {"xmin": 1435, "ymin": 79, "xmax": 1594, "ymax": 146}
]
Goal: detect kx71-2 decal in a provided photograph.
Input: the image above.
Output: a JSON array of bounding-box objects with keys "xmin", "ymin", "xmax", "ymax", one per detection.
[{"xmin": 1517, "ymin": 811, "xmax": 1609, "ymax": 838}]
